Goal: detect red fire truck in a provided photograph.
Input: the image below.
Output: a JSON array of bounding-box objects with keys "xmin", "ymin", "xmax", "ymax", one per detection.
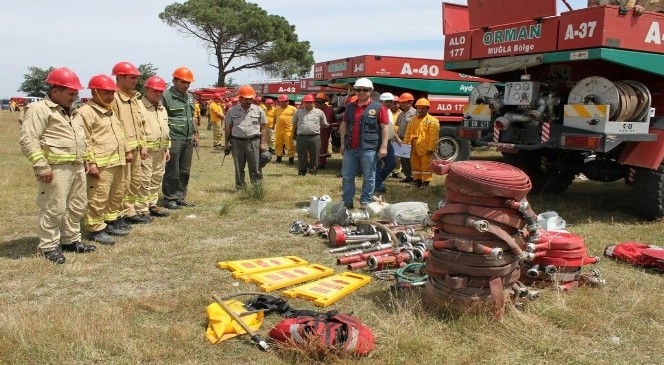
[
  {"xmin": 445, "ymin": 1, "xmax": 664, "ymax": 218},
  {"xmin": 312, "ymin": 55, "xmax": 493, "ymax": 162}
]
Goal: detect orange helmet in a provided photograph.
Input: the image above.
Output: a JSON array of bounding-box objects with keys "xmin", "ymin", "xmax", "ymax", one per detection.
[
  {"xmin": 144, "ymin": 76, "xmax": 167, "ymax": 91},
  {"xmin": 277, "ymin": 94, "xmax": 289, "ymax": 102},
  {"xmin": 87, "ymin": 74, "xmax": 118, "ymax": 91},
  {"xmin": 399, "ymin": 92, "xmax": 415, "ymax": 102},
  {"xmin": 237, "ymin": 84, "xmax": 256, "ymax": 99},
  {"xmin": 172, "ymin": 67, "xmax": 195, "ymax": 82},
  {"xmin": 350, "ymin": 95, "xmax": 358, "ymax": 103},
  {"xmin": 112, "ymin": 62, "xmax": 141, "ymax": 76},
  {"xmin": 45, "ymin": 67, "xmax": 84, "ymax": 90},
  {"xmin": 302, "ymin": 94, "xmax": 315, "ymax": 102},
  {"xmin": 415, "ymin": 98, "xmax": 430, "ymax": 107},
  {"xmin": 315, "ymin": 92, "xmax": 328, "ymax": 101}
]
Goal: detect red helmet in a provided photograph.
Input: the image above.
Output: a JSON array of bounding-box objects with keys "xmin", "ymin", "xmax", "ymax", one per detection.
[
  {"xmin": 230, "ymin": 96, "xmax": 239, "ymax": 102},
  {"xmin": 302, "ymin": 94, "xmax": 315, "ymax": 102},
  {"xmin": 112, "ymin": 61, "xmax": 141, "ymax": 76},
  {"xmin": 144, "ymin": 76, "xmax": 167, "ymax": 91},
  {"xmin": 45, "ymin": 67, "xmax": 84, "ymax": 90},
  {"xmin": 253, "ymin": 95, "xmax": 263, "ymax": 102},
  {"xmin": 277, "ymin": 94, "xmax": 288, "ymax": 102},
  {"xmin": 265, "ymin": 98, "xmax": 274, "ymax": 104},
  {"xmin": 213, "ymin": 93, "xmax": 223, "ymax": 100},
  {"xmin": 87, "ymin": 74, "xmax": 118, "ymax": 91}
]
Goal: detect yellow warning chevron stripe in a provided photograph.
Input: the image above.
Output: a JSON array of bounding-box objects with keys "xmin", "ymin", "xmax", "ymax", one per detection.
[
  {"xmin": 463, "ymin": 104, "xmax": 491, "ymax": 116},
  {"xmin": 564, "ymin": 104, "xmax": 609, "ymax": 118}
]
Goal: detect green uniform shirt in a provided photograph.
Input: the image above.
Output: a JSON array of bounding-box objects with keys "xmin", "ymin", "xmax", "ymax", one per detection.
[{"xmin": 162, "ymin": 86, "xmax": 195, "ymax": 140}]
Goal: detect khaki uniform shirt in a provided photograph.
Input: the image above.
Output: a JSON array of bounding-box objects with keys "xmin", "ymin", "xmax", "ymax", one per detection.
[
  {"xmin": 78, "ymin": 101, "xmax": 128, "ymax": 168},
  {"xmin": 19, "ymin": 97, "xmax": 89, "ymax": 175},
  {"xmin": 141, "ymin": 98, "xmax": 171, "ymax": 152},
  {"xmin": 224, "ymin": 104, "xmax": 266, "ymax": 138},
  {"xmin": 112, "ymin": 90, "xmax": 145, "ymax": 151},
  {"xmin": 293, "ymin": 108, "xmax": 329, "ymax": 135}
]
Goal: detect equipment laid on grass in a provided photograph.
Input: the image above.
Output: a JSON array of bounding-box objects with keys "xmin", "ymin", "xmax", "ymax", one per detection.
[
  {"xmin": 243, "ymin": 264, "xmax": 335, "ymax": 292},
  {"xmin": 207, "ymin": 295, "xmax": 265, "ymax": 346},
  {"xmin": 604, "ymin": 242, "xmax": 664, "ymax": 271},
  {"xmin": 282, "ymin": 272, "xmax": 372, "ymax": 307},
  {"xmin": 217, "ymin": 256, "xmax": 308, "ymax": 279},
  {"xmin": 211, "ymin": 294, "xmax": 269, "ymax": 351}
]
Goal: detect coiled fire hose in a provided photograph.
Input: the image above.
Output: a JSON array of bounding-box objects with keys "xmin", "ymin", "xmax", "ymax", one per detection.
[{"xmin": 424, "ymin": 160, "xmax": 538, "ymax": 319}]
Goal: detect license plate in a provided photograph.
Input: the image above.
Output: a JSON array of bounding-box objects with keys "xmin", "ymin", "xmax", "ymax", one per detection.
[{"xmin": 461, "ymin": 120, "xmax": 490, "ymax": 128}]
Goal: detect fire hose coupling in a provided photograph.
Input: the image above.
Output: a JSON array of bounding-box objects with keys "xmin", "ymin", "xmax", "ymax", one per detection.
[
  {"xmin": 512, "ymin": 284, "xmax": 529, "ymax": 298},
  {"xmin": 412, "ymin": 247, "xmax": 427, "ymax": 262},
  {"xmin": 416, "ymin": 239, "xmax": 433, "ymax": 251},
  {"xmin": 544, "ymin": 265, "xmax": 558, "ymax": 275},
  {"xmin": 525, "ymin": 243, "xmax": 536, "ymax": 252},
  {"xmin": 396, "ymin": 232, "xmax": 425, "ymax": 245},
  {"xmin": 423, "ymin": 216, "xmax": 437, "ymax": 228},
  {"xmin": 468, "ymin": 218, "xmax": 489, "ymax": 232},
  {"xmin": 301, "ymin": 225, "xmax": 315, "ymax": 236},
  {"xmin": 526, "ymin": 264, "xmax": 541, "ymax": 278},
  {"xmin": 490, "ymin": 247, "xmax": 504, "ymax": 260},
  {"xmin": 289, "ymin": 220, "xmax": 304, "ymax": 234},
  {"xmin": 328, "ymin": 241, "xmax": 372, "ymax": 254}
]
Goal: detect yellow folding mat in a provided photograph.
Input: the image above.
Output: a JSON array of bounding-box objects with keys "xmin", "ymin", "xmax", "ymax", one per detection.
[
  {"xmin": 282, "ymin": 272, "xmax": 372, "ymax": 307},
  {"xmin": 217, "ymin": 256, "xmax": 308, "ymax": 279},
  {"xmin": 245, "ymin": 264, "xmax": 335, "ymax": 292}
]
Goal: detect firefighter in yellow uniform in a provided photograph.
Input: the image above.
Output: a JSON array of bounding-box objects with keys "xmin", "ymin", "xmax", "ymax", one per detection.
[
  {"xmin": 273, "ymin": 94, "xmax": 297, "ymax": 164},
  {"xmin": 79, "ymin": 75, "xmax": 132, "ymax": 245},
  {"xmin": 209, "ymin": 93, "xmax": 225, "ymax": 147},
  {"xmin": 264, "ymin": 98, "xmax": 276, "ymax": 152},
  {"xmin": 19, "ymin": 68, "xmax": 96, "ymax": 264},
  {"xmin": 404, "ymin": 98, "xmax": 440, "ymax": 189},
  {"xmin": 136, "ymin": 76, "xmax": 171, "ymax": 218},
  {"xmin": 111, "ymin": 61, "xmax": 151, "ymax": 226}
]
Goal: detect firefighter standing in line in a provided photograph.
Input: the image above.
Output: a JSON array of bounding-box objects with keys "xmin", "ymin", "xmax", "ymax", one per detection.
[
  {"xmin": 264, "ymin": 98, "xmax": 276, "ymax": 153},
  {"xmin": 223, "ymin": 85, "xmax": 268, "ymax": 190},
  {"xmin": 19, "ymin": 68, "xmax": 96, "ymax": 264},
  {"xmin": 273, "ymin": 94, "xmax": 297, "ymax": 164},
  {"xmin": 293, "ymin": 94, "xmax": 329, "ymax": 176},
  {"xmin": 79, "ymin": 75, "xmax": 132, "ymax": 245},
  {"xmin": 136, "ymin": 76, "xmax": 171, "ymax": 218},
  {"xmin": 111, "ymin": 61, "xmax": 151, "ymax": 227},
  {"xmin": 314, "ymin": 92, "xmax": 338, "ymax": 169},
  {"xmin": 403, "ymin": 98, "xmax": 439, "ymax": 189},
  {"xmin": 393, "ymin": 92, "xmax": 416, "ymax": 182},
  {"xmin": 209, "ymin": 93, "xmax": 225, "ymax": 148},
  {"xmin": 162, "ymin": 66, "xmax": 199, "ymax": 210}
]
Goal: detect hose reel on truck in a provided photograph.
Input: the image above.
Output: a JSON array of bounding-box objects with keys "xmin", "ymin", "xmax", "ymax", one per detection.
[{"xmin": 567, "ymin": 76, "xmax": 651, "ymax": 124}]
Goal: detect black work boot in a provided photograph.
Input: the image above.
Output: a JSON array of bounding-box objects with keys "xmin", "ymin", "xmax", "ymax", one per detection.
[
  {"xmin": 43, "ymin": 248, "xmax": 65, "ymax": 264},
  {"xmin": 123, "ymin": 215, "xmax": 152, "ymax": 225},
  {"xmin": 413, "ymin": 179, "xmax": 422, "ymax": 188},
  {"xmin": 88, "ymin": 230, "xmax": 116, "ymax": 245},
  {"xmin": 108, "ymin": 218, "xmax": 132, "ymax": 231},
  {"xmin": 104, "ymin": 224, "xmax": 130, "ymax": 236},
  {"xmin": 275, "ymin": 156, "xmax": 282, "ymax": 163},
  {"xmin": 288, "ymin": 157, "xmax": 295, "ymax": 165},
  {"xmin": 419, "ymin": 181, "xmax": 430, "ymax": 189},
  {"xmin": 61, "ymin": 241, "xmax": 97, "ymax": 253}
]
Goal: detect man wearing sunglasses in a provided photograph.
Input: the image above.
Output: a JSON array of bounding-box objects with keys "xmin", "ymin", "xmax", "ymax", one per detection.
[{"xmin": 339, "ymin": 78, "xmax": 389, "ymax": 209}]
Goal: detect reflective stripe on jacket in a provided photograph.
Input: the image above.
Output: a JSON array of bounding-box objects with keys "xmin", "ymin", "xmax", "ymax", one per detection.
[
  {"xmin": 112, "ymin": 90, "xmax": 145, "ymax": 150},
  {"xmin": 78, "ymin": 101, "xmax": 128, "ymax": 168},
  {"xmin": 141, "ymin": 98, "xmax": 171, "ymax": 151}
]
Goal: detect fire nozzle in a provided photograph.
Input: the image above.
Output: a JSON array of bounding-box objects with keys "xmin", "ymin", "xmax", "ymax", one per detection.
[
  {"xmin": 328, "ymin": 226, "xmax": 381, "ymax": 246},
  {"xmin": 328, "ymin": 241, "xmax": 372, "ymax": 254},
  {"xmin": 526, "ymin": 264, "xmax": 541, "ymax": 278}
]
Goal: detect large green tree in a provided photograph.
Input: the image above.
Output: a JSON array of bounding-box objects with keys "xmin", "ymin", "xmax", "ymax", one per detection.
[
  {"xmin": 136, "ymin": 62, "xmax": 159, "ymax": 95},
  {"xmin": 159, "ymin": 0, "xmax": 314, "ymax": 86},
  {"xmin": 18, "ymin": 66, "xmax": 55, "ymax": 97}
]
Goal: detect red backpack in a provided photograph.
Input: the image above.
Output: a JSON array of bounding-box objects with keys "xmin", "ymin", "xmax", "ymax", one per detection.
[{"xmin": 268, "ymin": 311, "xmax": 375, "ymax": 355}]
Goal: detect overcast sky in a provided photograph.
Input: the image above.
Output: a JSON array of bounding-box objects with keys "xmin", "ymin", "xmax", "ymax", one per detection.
[{"xmin": 0, "ymin": 0, "xmax": 587, "ymax": 98}]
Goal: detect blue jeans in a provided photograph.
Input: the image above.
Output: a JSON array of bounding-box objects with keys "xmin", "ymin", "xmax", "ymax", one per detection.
[
  {"xmin": 375, "ymin": 142, "xmax": 396, "ymax": 190},
  {"xmin": 341, "ymin": 148, "xmax": 377, "ymax": 206}
]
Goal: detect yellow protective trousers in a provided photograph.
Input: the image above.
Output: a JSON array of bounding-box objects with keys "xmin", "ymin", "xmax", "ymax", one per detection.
[
  {"xmin": 212, "ymin": 121, "xmax": 224, "ymax": 146},
  {"xmin": 274, "ymin": 125, "xmax": 294, "ymax": 157},
  {"xmin": 266, "ymin": 127, "xmax": 275, "ymax": 150},
  {"xmin": 36, "ymin": 164, "xmax": 87, "ymax": 252},
  {"xmin": 121, "ymin": 147, "xmax": 146, "ymax": 218},
  {"xmin": 411, "ymin": 152, "xmax": 433, "ymax": 183},
  {"xmin": 84, "ymin": 165, "xmax": 125, "ymax": 232},
  {"xmin": 135, "ymin": 149, "xmax": 167, "ymax": 214}
]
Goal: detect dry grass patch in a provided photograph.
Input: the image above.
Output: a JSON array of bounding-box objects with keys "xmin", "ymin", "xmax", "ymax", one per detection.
[{"xmin": 1, "ymin": 110, "xmax": 664, "ymax": 364}]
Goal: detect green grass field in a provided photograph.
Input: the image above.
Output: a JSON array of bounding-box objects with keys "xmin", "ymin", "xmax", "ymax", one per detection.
[{"xmin": 1, "ymin": 109, "xmax": 663, "ymax": 364}]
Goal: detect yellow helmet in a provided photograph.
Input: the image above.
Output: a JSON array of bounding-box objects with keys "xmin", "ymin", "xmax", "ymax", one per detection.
[{"xmin": 415, "ymin": 98, "xmax": 430, "ymax": 107}]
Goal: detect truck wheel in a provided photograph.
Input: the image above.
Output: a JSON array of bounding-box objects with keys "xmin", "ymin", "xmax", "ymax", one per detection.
[
  {"xmin": 630, "ymin": 164, "xmax": 664, "ymax": 219},
  {"xmin": 434, "ymin": 126, "xmax": 471, "ymax": 162},
  {"xmin": 503, "ymin": 150, "xmax": 577, "ymax": 194}
]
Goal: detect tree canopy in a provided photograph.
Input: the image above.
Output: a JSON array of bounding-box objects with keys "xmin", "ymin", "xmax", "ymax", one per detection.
[
  {"xmin": 18, "ymin": 66, "xmax": 55, "ymax": 97},
  {"xmin": 159, "ymin": 0, "xmax": 314, "ymax": 86},
  {"xmin": 136, "ymin": 62, "xmax": 159, "ymax": 95}
]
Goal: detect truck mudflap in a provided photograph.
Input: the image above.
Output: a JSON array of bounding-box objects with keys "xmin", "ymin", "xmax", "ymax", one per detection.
[{"xmin": 618, "ymin": 129, "xmax": 664, "ymax": 170}]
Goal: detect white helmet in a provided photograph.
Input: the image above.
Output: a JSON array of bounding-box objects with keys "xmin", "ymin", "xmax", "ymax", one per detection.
[
  {"xmin": 379, "ymin": 92, "xmax": 395, "ymax": 101},
  {"xmin": 353, "ymin": 77, "xmax": 373, "ymax": 89}
]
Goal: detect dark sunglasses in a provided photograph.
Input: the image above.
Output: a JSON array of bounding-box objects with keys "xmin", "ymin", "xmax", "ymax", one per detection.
[{"xmin": 354, "ymin": 88, "xmax": 372, "ymax": 92}]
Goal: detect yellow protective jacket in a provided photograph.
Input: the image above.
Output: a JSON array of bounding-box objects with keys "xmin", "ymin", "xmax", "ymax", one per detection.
[
  {"xmin": 208, "ymin": 101, "xmax": 224, "ymax": 123},
  {"xmin": 78, "ymin": 101, "xmax": 128, "ymax": 168},
  {"xmin": 141, "ymin": 98, "xmax": 171, "ymax": 152},
  {"xmin": 19, "ymin": 97, "xmax": 90, "ymax": 175},
  {"xmin": 205, "ymin": 299, "xmax": 264, "ymax": 344},
  {"xmin": 112, "ymin": 90, "xmax": 145, "ymax": 151},
  {"xmin": 274, "ymin": 105, "xmax": 297, "ymax": 132},
  {"xmin": 193, "ymin": 102, "xmax": 201, "ymax": 118},
  {"xmin": 265, "ymin": 107, "xmax": 276, "ymax": 128},
  {"xmin": 404, "ymin": 114, "xmax": 440, "ymax": 156}
]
